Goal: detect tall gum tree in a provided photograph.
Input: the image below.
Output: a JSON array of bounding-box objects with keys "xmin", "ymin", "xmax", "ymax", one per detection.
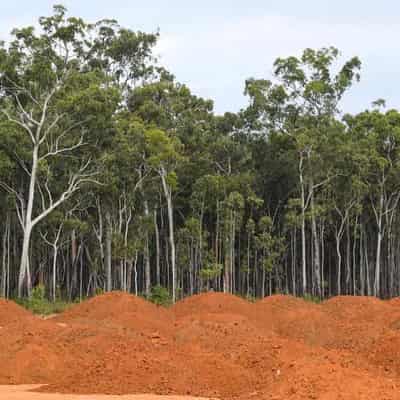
[
  {"xmin": 0, "ymin": 6, "xmax": 120, "ymax": 296},
  {"xmin": 243, "ymin": 47, "xmax": 361, "ymax": 296},
  {"xmin": 145, "ymin": 128, "xmax": 183, "ymax": 303},
  {"xmin": 345, "ymin": 108, "xmax": 400, "ymax": 297}
]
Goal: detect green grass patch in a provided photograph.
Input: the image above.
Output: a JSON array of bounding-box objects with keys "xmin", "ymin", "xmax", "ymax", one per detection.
[
  {"xmin": 15, "ymin": 285, "xmax": 72, "ymax": 316},
  {"xmin": 302, "ymin": 293, "xmax": 322, "ymax": 304},
  {"xmin": 148, "ymin": 285, "xmax": 173, "ymax": 306}
]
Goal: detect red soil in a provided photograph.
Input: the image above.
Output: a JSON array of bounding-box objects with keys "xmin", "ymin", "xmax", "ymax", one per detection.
[
  {"xmin": 54, "ymin": 291, "xmax": 172, "ymax": 336},
  {"xmin": 0, "ymin": 298, "xmax": 35, "ymax": 325},
  {"xmin": 1, "ymin": 291, "xmax": 400, "ymax": 399},
  {"xmin": 0, "ymin": 385, "xmax": 212, "ymax": 399}
]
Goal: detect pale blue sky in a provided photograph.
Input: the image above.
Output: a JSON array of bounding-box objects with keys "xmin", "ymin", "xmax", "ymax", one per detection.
[{"xmin": 1, "ymin": 1, "xmax": 399, "ymax": 115}]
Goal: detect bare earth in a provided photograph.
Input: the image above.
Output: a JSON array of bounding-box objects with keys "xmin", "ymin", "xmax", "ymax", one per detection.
[
  {"xmin": 0, "ymin": 386, "xmax": 212, "ymax": 400},
  {"xmin": 2, "ymin": 293, "xmax": 400, "ymax": 399}
]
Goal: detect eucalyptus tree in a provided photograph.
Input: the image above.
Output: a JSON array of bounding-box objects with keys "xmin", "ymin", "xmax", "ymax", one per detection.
[
  {"xmin": 323, "ymin": 124, "xmax": 367, "ymax": 295},
  {"xmin": 345, "ymin": 108, "xmax": 400, "ymax": 297},
  {"xmin": 0, "ymin": 6, "xmax": 122, "ymax": 296},
  {"xmin": 243, "ymin": 47, "xmax": 361, "ymax": 296},
  {"xmin": 255, "ymin": 215, "xmax": 285, "ymax": 297},
  {"xmin": 144, "ymin": 128, "xmax": 183, "ymax": 302},
  {"xmin": 83, "ymin": 16, "xmax": 158, "ymax": 294},
  {"xmin": 128, "ymin": 77, "xmax": 215, "ymax": 301}
]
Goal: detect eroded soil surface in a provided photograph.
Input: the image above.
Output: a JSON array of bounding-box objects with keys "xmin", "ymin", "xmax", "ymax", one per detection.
[
  {"xmin": 0, "ymin": 385, "xmax": 211, "ymax": 399},
  {"xmin": 1, "ymin": 292, "xmax": 400, "ymax": 399}
]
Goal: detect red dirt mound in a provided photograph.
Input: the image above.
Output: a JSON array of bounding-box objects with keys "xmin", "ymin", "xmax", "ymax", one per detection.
[
  {"xmin": 387, "ymin": 297, "xmax": 400, "ymax": 306},
  {"xmin": 323, "ymin": 295, "xmax": 389, "ymax": 318},
  {"xmin": 267, "ymin": 346, "xmax": 399, "ymax": 400},
  {"xmin": 1, "ymin": 292, "xmax": 400, "ymax": 399},
  {"xmin": 0, "ymin": 298, "xmax": 35, "ymax": 326},
  {"xmin": 55, "ymin": 291, "xmax": 171, "ymax": 336},
  {"xmin": 321, "ymin": 296, "xmax": 400, "ymax": 352},
  {"xmin": 172, "ymin": 292, "xmax": 253, "ymax": 319},
  {"xmin": 0, "ymin": 317, "xmax": 71, "ymax": 384},
  {"xmin": 40, "ymin": 344, "xmax": 259, "ymax": 398},
  {"xmin": 253, "ymin": 295, "xmax": 341, "ymax": 347},
  {"xmin": 38, "ymin": 292, "xmax": 279, "ymax": 398},
  {"xmin": 257, "ymin": 294, "xmax": 318, "ymax": 308}
]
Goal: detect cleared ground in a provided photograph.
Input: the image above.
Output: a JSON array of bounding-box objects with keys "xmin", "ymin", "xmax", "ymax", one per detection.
[
  {"xmin": 0, "ymin": 385, "xmax": 210, "ymax": 399},
  {"xmin": 1, "ymin": 292, "xmax": 400, "ymax": 399}
]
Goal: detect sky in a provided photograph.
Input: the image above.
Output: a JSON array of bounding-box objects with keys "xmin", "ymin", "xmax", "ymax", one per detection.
[{"xmin": 1, "ymin": 1, "xmax": 399, "ymax": 115}]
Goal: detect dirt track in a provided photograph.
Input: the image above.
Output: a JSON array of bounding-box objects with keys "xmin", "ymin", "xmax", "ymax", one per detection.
[
  {"xmin": 1, "ymin": 292, "xmax": 400, "ymax": 399},
  {"xmin": 0, "ymin": 385, "xmax": 211, "ymax": 399}
]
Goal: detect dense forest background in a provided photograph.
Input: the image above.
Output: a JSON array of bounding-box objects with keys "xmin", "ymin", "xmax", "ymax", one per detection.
[{"xmin": 1, "ymin": 5, "xmax": 399, "ymax": 303}]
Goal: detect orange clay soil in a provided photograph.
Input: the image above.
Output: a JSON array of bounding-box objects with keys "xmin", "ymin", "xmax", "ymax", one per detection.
[
  {"xmin": 0, "ymin": 385, "xmax": 212, "ymax": 399},
  {"xmin": 1, "ymin": 292, "xmax": 400, "ymax": 399}
]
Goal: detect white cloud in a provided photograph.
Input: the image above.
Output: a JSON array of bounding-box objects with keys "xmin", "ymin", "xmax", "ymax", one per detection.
[
  {"xmin": 158, "ymin": 15, "xmax": 399, "ymax": 65},
  {"xmin": 154, "ymin": 15, "xmax": 400, "ymax": 113},
  {"xmin": 0, "ymin": 17, "xmax": 41, "ymax": 44},
  {"xmin": 2, "ymin": 9, "xmax": 398, "ymax": 114}
]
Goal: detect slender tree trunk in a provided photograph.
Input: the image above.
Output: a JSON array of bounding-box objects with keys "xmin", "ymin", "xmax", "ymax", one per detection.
[
  {"xmin": 375, "ymin": 227, "xmax": 383, "ymax": 297},
  {"xmin": 321, "ymin": 222, "xmax": 325, "ymax": 298},
  {"xmin": 223, "ymin": 213, "xmax": 232, "ymax": 294},
  {"xmin": 18, "ymin": 145, "xmax": 39, "ymax": 298},
  {"xmin": 52, "ymin": 245, "xmax": 58, "ymax": 302},
  {"xmin": 310, "ymin": 190, "xmax": 321, "ymax": 297},
  {"xmin": 247, "ymin": 231, "xmax": 251, "ymax": 298},
  {"xmin": 336, "ymin": 231, "xmax": 342, "ymax": 296},
  {"xmin": 299, "ymin": 157, "xmax": 307, "ymax": 295},
  {"xmin": 352, "ymin": 218, "xmax": 358, "ymax": 296},
  {"xmin": 1, "ymin": 227, "xmax": 6, "ymax": 297},
  {"xmin": 19, "ymin": 225, "xmax": 32, "ymax": 297},
  {"xmin": 1, "ymin": 215, "xmax": 10, "ymax": 298},
  {"xmin": 105, "ymin": 211, "xmax": 112, "ymax": 292},
  {"xmin": 134, "ymin": 252, "xmax": 138, "ymax": 296},
  {"xmin": 160, "ymin": 168, "xmax": 176, "ymax": 303},
  {"xmin": 360, "ymin": 227, "xmax": 365, "ymax": 296},
  {"xmin": 345, "ymin": 219, "xmax": 351, "ymax": 294},
  {"xmin": 154, "ymin": 209, "xmax": 160, "ymax": 286},
  {"xmin": 292, "ymin": 228, "xmax": 297, "ymax": 296},
  {"xmin": 143, "ymin": 200, "xmax": 151, "ymax": 297},
  {"xmin": 374, "ymin": 190, "xmax": 384, "ymax": 298}
]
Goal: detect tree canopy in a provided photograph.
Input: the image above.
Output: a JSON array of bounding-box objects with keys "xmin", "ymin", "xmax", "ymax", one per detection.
[{"xmin": 0, "ymin": 5, "xmax": 399, "ymax": 302}]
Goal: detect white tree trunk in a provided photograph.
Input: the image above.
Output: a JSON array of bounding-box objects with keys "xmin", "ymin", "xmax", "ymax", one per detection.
[
  {"xmin": 374, "ymin": 191, "xmax": 384, "ymax": 297},
  {"xmin": 310, "ymin": 190, "xmax": 321, "ymax": 297},
  {"xmin": 154, "ymin": 209, "xmax": 160, "ymax": 286},
  {"xmin": 375, "ymin": 228, "xmax": 383, "ymax": 297},
  {"xmin": 160, "ymin": 167, "xmax": 176, "ymax": 303},
  {"xmin": 336, "ymin": 233, "xmax": 342, "ymax": 295},
  {"xmin": 18, "ymin": 144, "xmax": 39, "ymax": 297},
  {"xmin": 105, "ymin": 211, "xmax": 112, "ymax": 292},
  {"xmin": 52, "ymin": 245, "xmax": 58, "ymax": 302},
  {"xmin": 144, "ymin": 200, "xmax": 151, "ymax": 297},
  {"xmin": 299, "ymin": 157, "xmax": 307, "ymax": 295}
]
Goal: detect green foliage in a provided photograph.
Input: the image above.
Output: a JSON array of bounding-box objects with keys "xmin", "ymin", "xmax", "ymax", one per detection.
[
  {"xmin": 148, "ymin": 285, "xmax": 172, "ymax": 306},
  {"xmin": 17, "ymin": 285, "xmax": 70, "ymax": 315},
  {"xmin": 200, "ymin": 263, "xmax": 223, "ymax": 281},
  {"xmin": 303, "ymin": 293, "xmax": 322, "ymax": 304},
  {"xmin": 2, "ymin": 2, "xmax": 400, "ymax": 304}
]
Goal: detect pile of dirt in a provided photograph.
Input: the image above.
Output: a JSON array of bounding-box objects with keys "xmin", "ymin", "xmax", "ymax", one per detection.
[
  {"xmin": 38, "ymin": 292, "xmax": 277, "ymax": 398},
  {"xmin": 1, "ymin": 292, "xmax": 400, "ymax": 399},
  {"xmin": 172, "ymin": 292, "xmax": 253, "ymax": 319},
  {"xmin": 323, "ymin": 295, "xmax": 390, "ymax": 319},
  {"xmin": 267, "ymin": 347, "xmax": 399, "ymax": 400},
  {"xmin": 55, "ymin": 291, "xmax": 171, "ymax": 336},
  {"xmin": 0, "ymin": 317, "xmax": 69, "ymax": 384},
  {"xmin": 253, "ymin": 295, "xmax": 342, "ymax": 347},
  {"xmin": 0, "ymin": 298, "xmax": 36, "ymax": 326}
]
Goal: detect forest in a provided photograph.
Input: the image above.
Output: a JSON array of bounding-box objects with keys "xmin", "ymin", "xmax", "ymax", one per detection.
[{"xmin": 1, "ymin": 5, "xmax": 399, "ymax": 303}]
